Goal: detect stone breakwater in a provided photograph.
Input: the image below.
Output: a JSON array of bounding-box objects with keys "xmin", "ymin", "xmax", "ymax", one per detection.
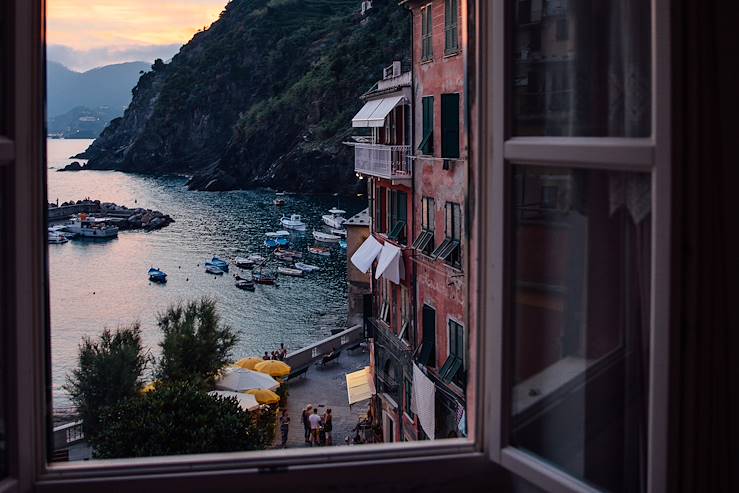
[{"xmin": 48, "ymin": 199, "xmax": 174, "ymax": 231}]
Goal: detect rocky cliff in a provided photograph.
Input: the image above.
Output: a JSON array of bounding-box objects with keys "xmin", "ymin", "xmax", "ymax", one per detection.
[{"xmin": 79, "ymin": 0, "xmax": 410, "ymax": 193}]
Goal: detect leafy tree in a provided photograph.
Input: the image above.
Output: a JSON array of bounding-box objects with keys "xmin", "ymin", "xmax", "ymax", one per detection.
[
  {"xmin": 64, "ymin": 324, "xmax": 149, "ymax": 438},
  {"xmin": 156, "ymin": 297, "xmax": 237, "ymax": 389},
  {"xmin": 91, "ymin": 382, "xmax": 272, "ymax": 458}
]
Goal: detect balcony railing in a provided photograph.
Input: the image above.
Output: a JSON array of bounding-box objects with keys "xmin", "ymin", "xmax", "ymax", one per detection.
[{"xmin": 354, "ymin": 144, "xmax": 412, "ymax": 180}]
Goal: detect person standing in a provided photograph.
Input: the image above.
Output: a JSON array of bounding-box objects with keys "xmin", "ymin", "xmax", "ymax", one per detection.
[
  {"xmin": 301, "ymin": 405, "xmax": 312, "ymax": 444},
  {"xmin": 308, "ymin": 407, "xmax": 322, "ymax": 446},
  {"xmin": 279, "ymin": 409, "xmax": 290, "ymax": 448},
  {"xmin": 323, "ymin": 408, "xmax": 333, "ymax": 446}
]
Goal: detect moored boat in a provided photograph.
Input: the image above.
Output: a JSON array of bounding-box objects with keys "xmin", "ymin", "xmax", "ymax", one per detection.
[
  {"xmin": 210, "ymin": 256, "xmax": 229, "ymax": 272},
  {"xmin": 294, "ymin": 262, "xmax": 320, "ymax": 272},
  {"xmin": 148, "ymin": 267, "xmax": 167, "ymax": 283},
  {"xmin": 275, "ymin": 238, "xmax": 289, "ymax": 247},
  {"xmin": 277, "ymin": 266, "xmax": 304, "ymax": 277},
  {"xmin": 308, "ymin": 246, "xmax": 331, "ymax": 256},
  {"xmin": 265, "ymin": 230, "xmax": 290, "ymax": 238},
  {"xmin": 205, "ymin": 264, "xmax": 224, "ymax": 275},
  {"xmin": 280, "ymin": 214, "xmax": 307, "ymax": 231},
  {"xmin": 312, "ymin": 231, "xmax": 341, "ymax": 243},
  {"xmin": 252, "ymin": 271, "xmax": 277, "ymax": 285},
  {"xmin": 322, "ymin": 208, "xmax": 346, "ymax": 229},
  {"xmin": 273, "ymin": 198, "xmax": 286, "ymax": 206},
  {"xmin": 264, "ymin": 239, "xmax": 279, "ymax": 248},
  {"xmin": 48, "ymin": 231, "xmax": 68, "ymax": 244},
  {"xmin": 339, "ymin": 239, "xmax": 348, "ymax": 249},
  {"xmin": 330, "ymin": 228, "xmax": 347, "ymax": 237},
  {"xmin": 235, "ymin": 279, "xmax": 255, "ymax": 291},
  {"xmin": 247, "ymin": 254, "xmax": 266, "ymax": 263},
  {"xmin": 234, "ymin": 257, "xmax": 255, "ymax": 269},
  {"xmin": 64, "ymin": 213, "xmax": 118, "ymax": 239}
]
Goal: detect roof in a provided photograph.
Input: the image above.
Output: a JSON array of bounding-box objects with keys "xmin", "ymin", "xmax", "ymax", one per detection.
[{"xmin": 344, "ymin": 208, "xmax": 370, "ymax": 227}]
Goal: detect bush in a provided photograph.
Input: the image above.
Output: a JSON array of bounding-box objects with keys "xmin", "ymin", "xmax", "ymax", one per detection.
[
  {"xmin": 91, "ymin": 382, "xmax": 270, "ymax": 458},
  {"xmin": 64, "ymin": 324, "xmax": 149, "ymax": 438},
  {"xmin": 156, "ymin": 297, "xmax": 237, "ymax": 389}
]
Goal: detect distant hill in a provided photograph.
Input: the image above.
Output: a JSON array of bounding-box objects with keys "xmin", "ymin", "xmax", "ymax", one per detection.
[
  {"xmin": 47, "ymin": 61, "xmax": 151, "ymax": 136},
  {"xmin": 79, "ymin": 0, "xmax": 410, "ymax": 193}
]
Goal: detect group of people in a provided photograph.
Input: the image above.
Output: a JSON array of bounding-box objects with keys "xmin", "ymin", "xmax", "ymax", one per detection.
[
  {"xmin": 264, "ymin": 343, "xmax": 288, "ymax": 361},
  {"xmin": 301, "ymin": 404, "xmax": 333, "ymax": 446}
]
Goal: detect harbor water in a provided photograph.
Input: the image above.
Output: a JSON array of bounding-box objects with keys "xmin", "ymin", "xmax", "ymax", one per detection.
[{"xmin": 47, "ymin": 139, "xmax": 365, "ymax": 411}]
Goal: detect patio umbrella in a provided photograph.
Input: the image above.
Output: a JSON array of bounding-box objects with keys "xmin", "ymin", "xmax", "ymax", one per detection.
[
  {"xmin": 208, "ymin": 390, "xmax": 260, "ymax": 412},
  {"xmin": 234, "ymin": 357, "xmax": 263, "ymax": 370},
  {"xmin": 141, "ymin": 383, "xmax": 157, "ymax": 394},
  {"xmin": 246, "ymin": 389, "xmax": 280, "ymax": 405},
  {"xmin": 254, "ymin": 360, "xmax": 291, "ymax": 378},
  {"xmin": 215, "ymin": 368, "xmax": 280, "ymax": 392}
]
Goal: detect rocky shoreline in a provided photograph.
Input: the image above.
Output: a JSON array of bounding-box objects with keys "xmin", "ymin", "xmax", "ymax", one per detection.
[{"xmin": 48, "ymin": 199, "xmax": 174, "ymax": 231}]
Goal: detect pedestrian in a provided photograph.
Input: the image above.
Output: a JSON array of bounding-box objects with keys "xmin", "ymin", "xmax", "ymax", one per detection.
[
  {"xmin": 323, "ymin": 408, "xmax": 333, "ymax": 446},
  {"xmin": 301, "ymin": 405, "xmax": 312, "ymax": 444},
  {"xmin": 263, "ymin": 351, "xmax": 270, "ymax": 360},
  {"xmin": 279, "ymin": 409, "xmax": 290, "ymax": 448},
  {"xmin": 279, "ymin": 343, "xmax": 287, "ymax": 359},
  {"xmin": 309, "ymin": 407, "xmax": 322, "ymax": 446}
]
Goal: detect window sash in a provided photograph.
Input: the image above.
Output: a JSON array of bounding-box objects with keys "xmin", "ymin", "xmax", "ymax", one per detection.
[
  {"xmin": 441, "ymin": 94, "xmax": 460, "ymax": 159},
  {"xmin": 445, "ymin": 0, "xmax": 459, "ymax": 53},
  {"xmin": 422, "ymin": 5, "xmax": 433, "ymax": 60},
  {"xmin": 420, "ymin": 96, "xmax": 434, "ymax": 155}
]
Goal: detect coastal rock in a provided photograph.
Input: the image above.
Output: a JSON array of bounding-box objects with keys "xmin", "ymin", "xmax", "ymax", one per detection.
[
  {"xmin": 57, "ymin": 161, "xmax": 83, "ymax": 172},
  {"xmin": 79, "ymin": 0, "xmax": 410, "ymax": 194}
]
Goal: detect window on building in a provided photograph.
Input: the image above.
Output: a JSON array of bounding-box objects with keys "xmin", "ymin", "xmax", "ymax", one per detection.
[
  {"xmin": 556, "ymin": 17, "xmax": 568, "ymax": 41},
  {"xmin": 441, "ymin": 93, "xmax": 460, "ymax": 160},
  {"xmin": 412, "ymin": 197, "xmax": 435, "ymax": 255},
  {"xmin": 404, "ymin": 377, "xmax": 414, "ymax": 420},
  {"xmin": 418, "ymin": 304, "xmax": 436, "ymax": 367},
  {"xmin": 421, "ymin": 4, "xmax": 433, "ymax": 61},
  {"xmin": 387, "ymin": 190, "xmax": 408, "ymax": 244},
  {"xmin": 440, "ymin": 320, "xmax": 464, "ymax": 387},
  {"xmin": 431, "ymin": 202, "xmax": 461, "ymax": 268},
  {"xmin": 419, "ymin": 96, "xmax": 434, "ymax": 155},
  {"xmin": 399, "ymin": 286, "xmax": 410, "ymax": 343},
  {"xmin": 444, "ymin": 0, "xmax": 459, "ymax": 54},
  {"xmin": 375, "ymin": 185, "xmax": 387, "ymax": 233}
]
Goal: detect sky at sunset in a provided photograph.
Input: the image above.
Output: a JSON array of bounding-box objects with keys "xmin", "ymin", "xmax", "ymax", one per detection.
[{"xmin": 47, "ymin": 0, "xmax": 227, "ymax": 71}]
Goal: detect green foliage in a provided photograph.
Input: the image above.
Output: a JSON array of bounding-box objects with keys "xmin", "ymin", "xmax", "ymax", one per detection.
[
  {"xmin": 156, "ymin": 297, "xmax": 237, "ymax": 389},
  {"xmin": 90, "ymin": 382, "xmax": 273, "ymax": 458},
  {"xmin": 64, "ymin": 324, "xmax": 149, "ymax": 438}
]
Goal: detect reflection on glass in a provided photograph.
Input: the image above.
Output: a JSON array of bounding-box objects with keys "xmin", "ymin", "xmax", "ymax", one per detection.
[
  {"xmin": 513, "ymin": 0, "xmax": 651, "ymax": 137},
  {"xmin": 510, "ymin": 166, "xmax": 651, "ymax": 492}
]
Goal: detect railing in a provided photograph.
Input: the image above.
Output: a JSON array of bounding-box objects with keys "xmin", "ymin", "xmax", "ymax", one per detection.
[
  {"xmin": 52, "ymin": 420, "xmax": 84, "ymax": 450},
  {"xmin": 284, "ymin": 324, "xmax": 364, "ymax": 371},
  {"xmin": 354, "ymin": 144, "xmax": 412, "ymax": 180}
]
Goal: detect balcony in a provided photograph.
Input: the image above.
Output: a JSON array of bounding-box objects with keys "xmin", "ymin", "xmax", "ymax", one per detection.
[{"xmin": 354, "ymin": 143, "xmax": 412, "ymax": 180}]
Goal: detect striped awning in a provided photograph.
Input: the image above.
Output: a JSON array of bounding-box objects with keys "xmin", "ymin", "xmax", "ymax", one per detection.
[
  {"xmin": 352, "ymin": 95, "xmax": 406, "ymax": 128},
  {"xmin": 346, "ymin": 366, "xmax": 376, "ymax": 405}
]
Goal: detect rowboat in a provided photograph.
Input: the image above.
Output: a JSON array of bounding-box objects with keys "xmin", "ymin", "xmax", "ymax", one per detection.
[
  {"xmin": 210, "ymin": 256, "xmax": 229, "ymax": 272},
  {"xmin": 235, "ymin": 257, "xmax": 255, "ymax": 269},
  {"xmin": 48, "ymin": 231, "xmax": 68, "ymax": 244},
  {"xmin": 273, "ymin": 198, "xmax": 286, "ymax": 206},
  {"xmin": 247, "ymin": 254, "xmax": 266, "ymax": 263},
  {"xmin": 265, "ymin": 230, "xmax": 290, "ymax": 237},
  {"xmin": 308, "ymin": 246, "xmax": 330, "ymax": 256},
  {"xmin": 275, "ymin": 238, "xmax": 289, "ymax": 247},
  {"xmin": 294, "ymin": 262, "xmax": 320, "ymax": 272},
  {"xmin": 277, "ymin": 266, "xmax": 304, "ymax": 277},
  {"xmin": 264, "ymin": 239, "xmax": 279, "ymax": 248},
  {"xmin": 252, "ymin": 271, "xmax": 277, "ymax": 285},
  {"xmin": 205, "ymin": 265, "xmax": 224, "ymax": 275},
  {"xmin": 148, "ymin": 268, "xmax": 167, "ymax": 283},
  {"xmin": 275, "ymin": 248, "xmax": 302, "ymax": 258},
  {"xmin": 235, "ymin": 279, "xmax": 255, "ymax": 291},
  {"xmin": 330, "ymin": 228, "xmax": 347, "ymax": 237},
  {"xmin": 312, "ymin": 231, "xmax": 341, "ymax": 243}
]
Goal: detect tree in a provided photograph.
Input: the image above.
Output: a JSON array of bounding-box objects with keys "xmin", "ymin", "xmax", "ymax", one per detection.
[
  {"xmin": 156, "ymin": 297, "xmax": 237, "ymax": 389},
  {"xmin": 90, "ymin": 382, "xmax": 272, "ymax": 458},
  {"xmin": 64, "ymin": 324, "xmax": 149, "ymax": 438}
]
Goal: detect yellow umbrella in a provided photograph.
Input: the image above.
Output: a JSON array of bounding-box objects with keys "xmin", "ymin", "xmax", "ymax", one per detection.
[
  {"xmin": 246, "ymin": 389, "xmax": 280, "ymax": 405},
  {"xmin": 254, "ymin": 360, "xmax": 291, "ymax": 378},
  {"xmin": 234, "ymin": 357, "xmax": 263, "ymax": 370},
  {"xmin": 141, "ymin": 382, "xmax": 157, "ymax": 394}
]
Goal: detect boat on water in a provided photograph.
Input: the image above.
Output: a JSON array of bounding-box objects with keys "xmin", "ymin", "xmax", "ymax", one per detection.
[
  {"xmin": 252, "ymin": 271, "xmax": 277, "ymax": 285},
  {"xmin": 234, "ymin": 257, "xmax": 255, "ymax": 269},
  {"xmin": 339, "ymin": 239, "xmax": 348, "ymax": 249},
  {"xmin": 280, "ymin": 214, "xmax": 307, "ymax": 231},
  {"xmin": 205, "ymin": 264, "xmax": 224, "ymax": 275},
  {"xmin": 312, "ymin": 231, "xmax": 341, "ymax": 243},
  {"xmin": 322, "ymin": 208, "xmax": 346, "ymax": 229},
  {"xmin": 210, "ymin": 256, "xmax": 229, "ymax": 272},
  {"xmin": 273, "ymin": 198, "xmax": 286, "ymax": 206},
  {"xmin": 265, "ymin": 230, "xmax": 290, "ymax": 238},
  {"xmin": 275, "ymin": 248, "xmax": 302, "ymax": 258},
  {"xmin": 264, "ymin": 239, "xmax": 279, "ymax": 248},
  {"xmin": 308, "ymin": 246, "xmax": 331, "ymax": 256},
  {"xmin": 235, "ymin": 279, "xmax": 255, "ymax": 291},
  {"xmin": 247, "ymin": 254, "xmax": 266, "ymax": 263},
  {"xmin": 64, "ymin": 213, "xmax": 118, "ymax": 239},
  {"xmin": 277, "ymin": 266, "xmax": 304, "ymax": 277},
  {"xmin": 48, "ymin": 231, "xmax": 68, "ymax": 244},
  {"xmin": 148, "ymin": 268, "xmax": 167, "ymax": 283},
  {"xmin": 275, "ymin": 238, "xmax": 289, "ymax": 247},
  {"xmin": 294, "ymin": 262, "xmax": 320, "ymax": 272},
  {"xmin": 330, "ymin": 228, "xmax": 347, "ymax": 237}
]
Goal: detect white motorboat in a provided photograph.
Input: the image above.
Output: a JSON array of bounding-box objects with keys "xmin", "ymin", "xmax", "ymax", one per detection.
[
  {"xmin": 265, "ymin": 230, "xmax": 290, "ymax": 238},
  {"xmin": 277, "ymin": 266, "xmax": 304, "ymax": 277},
  {"xmin": 64, "ymin": 213, "xmax": 118, "ymax": 239},
  {"xmin": 247, "ymin": 254, "xmax": 266, "ymax": 263},
  {"xmin": 322, "ymin": 208, "xmax": 346, "ymax": 229},
  {"xmin": 312, "ymin": 231, "xmax": 341, "ymax": 243},
  {"xmin": 48, "ymin": 231, "xmax": 68, "ymax": 244},
  {"xmin": 294, "ymin": 262, "xmax": 320, "ymax": 272},
  {"xmin": 330, "ymin": 228, "xmax": 347, "ymax": 237},
  {"xmin": 280, "ymin": 214, "xmax": 306, "ymax": 231}
]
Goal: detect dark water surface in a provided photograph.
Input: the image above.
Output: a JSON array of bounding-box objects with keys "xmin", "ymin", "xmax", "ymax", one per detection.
[{"xmin": 48, "ymin": 139, "xmax": 365, "ymax": 410}]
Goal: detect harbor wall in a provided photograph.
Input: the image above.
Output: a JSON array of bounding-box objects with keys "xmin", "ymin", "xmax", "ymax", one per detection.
[{"xmin": 285, "ymin": 324, "xmax": 364, "ymax": 371}]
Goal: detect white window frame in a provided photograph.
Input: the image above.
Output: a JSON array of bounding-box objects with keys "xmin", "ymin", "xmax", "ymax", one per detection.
[{"xmin": 480, "ymin": 0, "xmax": 671, "ymax": 492}]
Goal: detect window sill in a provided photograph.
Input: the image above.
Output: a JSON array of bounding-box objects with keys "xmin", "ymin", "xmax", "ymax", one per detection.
[
  {"xmin": 420, "ymin": 58, "xmax": 434, "ymax": 65},
  {"xmin": 443, "ymin": 50, "xmax": 461, "ymax": 58}
]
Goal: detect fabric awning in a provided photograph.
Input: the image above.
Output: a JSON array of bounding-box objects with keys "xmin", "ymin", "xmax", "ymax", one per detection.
[
  {"xmin": 374, "ymin": 242, "xmax": 401, "ymax": 284},
  {"xmin": 351, "ymin": 235, "xmax": 383, "ymax": 273},
  {"xmin": 352, "ymin": 95, "xmax": 406, "ymax": 128},
  {"xmin": 346, "ymin": 366, "xmax": 376, "ymax": 406},
  {"xmin": 413, "ymin": 364, "xmax": 436, "ymax": 439}
]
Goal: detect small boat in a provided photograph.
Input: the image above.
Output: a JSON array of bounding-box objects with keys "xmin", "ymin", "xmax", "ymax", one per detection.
[
  {"xmin": 234, "ymin": 256, "xmax": 255, "ymax": 269},
  {"xmin": 322, "ymin": 208, "xmax": 347, "ymax": 229},
  {"xmin": 205, "ymin": 265, "xmax": 224, "ymax": 275},
  {"xmin": 312, "ymin": 231, "xmax": 341, "ymax": 243},
  {"xmin": 264, "ymin": 239, "xmax": 279, "ymax": 248},
  {"xmin": 280, "ymin": 214, "xmax": 307, "ymax": 231},
  {"xmin": 210, "ymin": 256, "xmax": 229, "ymax": 272},
  {"xmin": 64, "ymin": 213, "xmax": 118, "ymax": 239},
  {"xmin": 308, "ymin": 246, "xmax": 331, "ymax": 256},
  {"xmin": 294, "ymin": 262, "xmax": 320, "ymax": 272},
  {"xmin": 235, "ymin": 279, "xmax": 255, "ymax": 291},
  {"xmin": 278, "ymin": 266, "xmax": 304, "ymax": 277},
  {"xmin": 247, "ymin": 254, "xmax": 266, "ymax": 263},
  {"xmin": 265, "ymin": 230, "xmax": 290, "ymax": 238},
  {"xmin": 252, "ymin": 271, "xmax": 277, "ymax": 285},
  {"xmin": 275, "ymin": 238, "xmax": 289, "ymax": 247},
  {"xmin": 48, "ymin": 231, "xmax": 68, "ymax": 244},
  {"xmin": 148, "ymin": 268, "xmax": 167, "ymax": 283},
  {"xmin": 339, "ymin": 239, "xmax": 348, "ymax": 249},
  {"xmin": 273, "ymin": 198, "xmax": 286, "ymax": 206},
  {"xmin": 275, "ymin": 248, "xmax": 302, "ymax": 258},
  {"xmin": 330, "ymin": 228, "xmax": 347, "ymax": 237}
]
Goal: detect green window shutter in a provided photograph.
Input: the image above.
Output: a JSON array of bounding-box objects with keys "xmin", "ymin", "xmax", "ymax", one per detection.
[
  {"xmin": 420, "ymin": 96, "xmax": 434, "ymax": 155},
  {"xmin": 441, "ymin": 93, "xmax": 460, "ymax": 159}
]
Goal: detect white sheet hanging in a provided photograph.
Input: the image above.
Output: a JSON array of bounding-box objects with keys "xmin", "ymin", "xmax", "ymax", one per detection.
[
  {"xmin": 350, "ymin": 235, "xmax": 383, "ymax": 273},
  {"xmin": 413, "ymin": 363, "xmax": 436, "ymax": 440},
  {"xmin": 374, "ymin": 242, "xmax": 401, "ymax": 284}
]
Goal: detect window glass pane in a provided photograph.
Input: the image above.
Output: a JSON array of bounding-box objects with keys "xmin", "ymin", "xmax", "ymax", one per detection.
[
  {"xmin": 513, "ymin": 0, "xmax": 651, "ymax": 137},
  {"xmin": 510, "ymin": 165, "xmax": 651, "ymax": 491}
]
